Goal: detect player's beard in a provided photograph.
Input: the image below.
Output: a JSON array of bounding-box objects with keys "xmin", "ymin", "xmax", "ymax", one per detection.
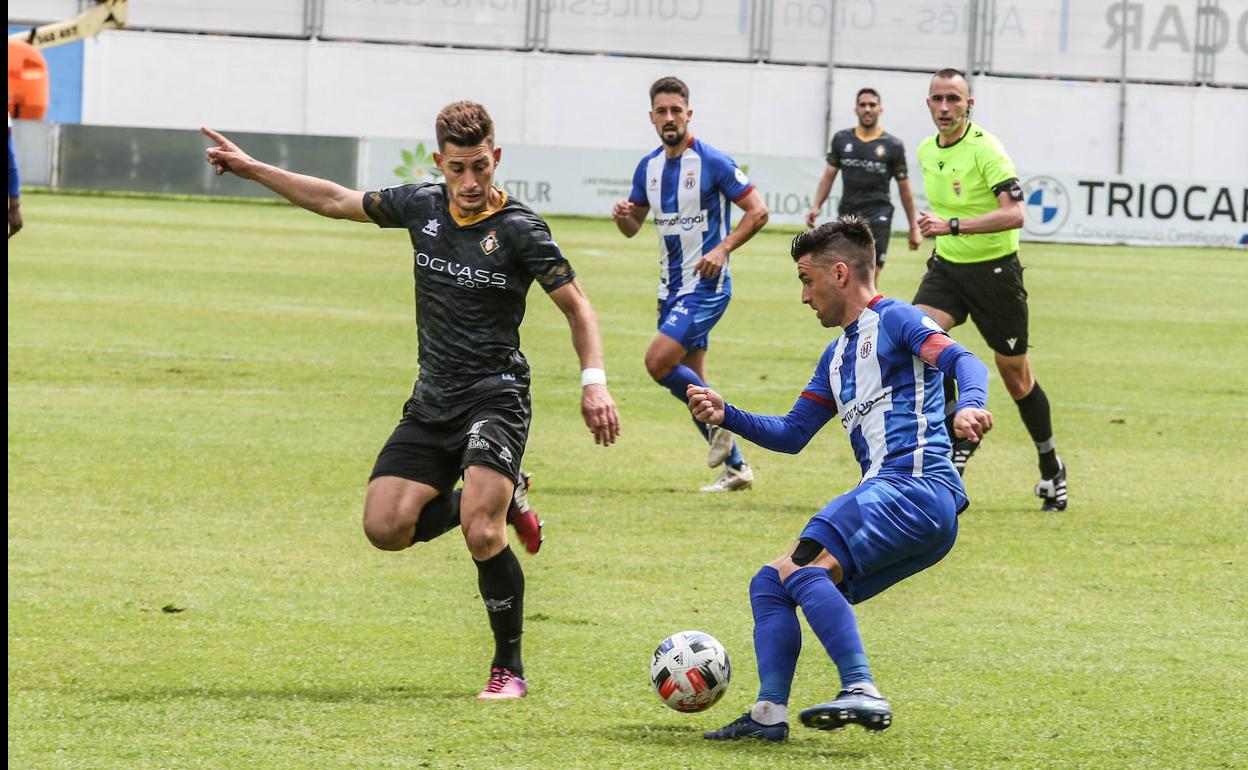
[{"xmin": 660, "ymin": 126, "xmax": 686, "ymax": 147}]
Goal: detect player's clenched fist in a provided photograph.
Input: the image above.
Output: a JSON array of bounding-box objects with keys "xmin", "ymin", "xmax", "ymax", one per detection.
[
  {"xmin": 612, "ymin": 200, "xmax": 635, "ymax": 223},
  {"xmin": 952, "ymin": 407, "xmax": 994, "ymax": 443},
  {"xmin": 686, "ymin": 384, "xmax": 725, "ymax": 426}
]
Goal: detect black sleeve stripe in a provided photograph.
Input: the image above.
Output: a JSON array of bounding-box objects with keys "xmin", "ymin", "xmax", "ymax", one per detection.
[{"xmin": 993, "ymin": 178, "xmax": 1024, "ymax": 201}]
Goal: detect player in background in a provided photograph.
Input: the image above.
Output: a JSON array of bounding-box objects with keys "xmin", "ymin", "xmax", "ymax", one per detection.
[
  {"xmin": 203, "ymin": 101, "xmax": 621, "ymax": 700},
  {"xmin": 805, "ymin": 88, "xmax": 920, "ymax": 275},
  {"xmin": 612, "ymin": 76, "xmax": 769, "ymax": 493},
  {"xmin": 914, "ymin": 68, "xmax": 1066, "ymax": 511},
  {"xmin": 692, "ymin": 218, "xmax": 992, "ymax": 740},
  {"xmin": 8, "ymin": 113, "xmax": 22, "ymax": 238}
]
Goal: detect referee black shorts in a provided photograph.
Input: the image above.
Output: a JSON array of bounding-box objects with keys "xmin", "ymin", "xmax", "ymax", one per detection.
[
  {"xmin": 912, "ymin": 252, "xmax": 1030, "ymax": 356},
  {"xmin": 370, "ymin": 383, "xmax": 530, "ymax": 494}
]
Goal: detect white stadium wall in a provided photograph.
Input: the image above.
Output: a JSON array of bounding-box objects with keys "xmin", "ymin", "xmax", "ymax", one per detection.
[
  {"xmin": 79, "ymin": 29, "xmax": 1246, "ymax": 183},
  {"xmin": 69, "ymin": 28, "xmax": 1246, "ymax": 246}
]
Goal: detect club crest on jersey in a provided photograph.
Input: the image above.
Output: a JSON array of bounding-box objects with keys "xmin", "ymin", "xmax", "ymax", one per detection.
[
  {"xmin": 421, "ymin": 218, "xmax": 440, "ymax": 237},
  {"xmin": 875, "ymin": 145, "xmax": 887, "ymax": 157},
  {"xmin": 844, "ymin": 143, "xmax": 854, "ymax": 153},
  {"xmin": 952, "ymin": 180, "xmax": 962, "ymax": 197},
  {"xmin": 683, "ymin": 171, "xmax": 696, "ymax": 190},
  {"xmin": 480, "ymin": 231, "xmax": 499, "ymax": 255},
  {"xmin": 859, "ymin": 339, "xmax": 873, "ymax": 359}
]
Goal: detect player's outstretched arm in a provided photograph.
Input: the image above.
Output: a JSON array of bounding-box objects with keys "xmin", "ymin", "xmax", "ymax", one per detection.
[
  {"xmin": 202, "ymin": 127, "xmax": 370, "ymax": 223},
  {"xmin": 688, "ymin": 385, "xmax": 835, "ymax": 454},
  {"xmin": 547, "ymin": 280, "xmax": 621, "ymax": 446}
]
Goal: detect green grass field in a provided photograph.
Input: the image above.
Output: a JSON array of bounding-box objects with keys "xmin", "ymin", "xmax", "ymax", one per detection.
[{"xmin": 8, "ymin": 192, "xmax": 1247, "ymax": 769}]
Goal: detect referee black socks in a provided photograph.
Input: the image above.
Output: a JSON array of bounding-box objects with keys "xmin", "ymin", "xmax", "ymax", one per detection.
[
  {"xmin": 475, "ymin": 545, "xmax": 525, "ymax": 677},
  {"xmin": 1014, "ymin": 382, "xmax": 1061, "ymax": 478}
]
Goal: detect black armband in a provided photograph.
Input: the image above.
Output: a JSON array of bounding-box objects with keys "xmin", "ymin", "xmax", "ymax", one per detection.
[{"xmin": 993, "ymin": 178, "xmax": 1024, "ymax": 201}]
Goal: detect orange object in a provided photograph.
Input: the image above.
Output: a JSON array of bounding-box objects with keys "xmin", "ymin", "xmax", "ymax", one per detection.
[{"xmin": 8, "ymin": 39, "xmax": 49, "ymax": 120}]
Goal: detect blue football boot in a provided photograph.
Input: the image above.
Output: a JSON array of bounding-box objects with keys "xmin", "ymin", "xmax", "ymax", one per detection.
[
  {"xmin": 703, "ymin": 713, "xmax": 788, "ymax": 742},
  {"xmin": 799, "ymin": 689, "xmax": 892, "ymax": 732}
]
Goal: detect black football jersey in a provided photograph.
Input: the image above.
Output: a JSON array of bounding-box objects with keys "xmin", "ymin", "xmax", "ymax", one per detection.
[
  {"xmin": 826, "ymin": 129, "xmax": 909, "ymax": 217},
  {"xmin": 363, "ymin": 183, "xmax": 575, "ymax": 404}
]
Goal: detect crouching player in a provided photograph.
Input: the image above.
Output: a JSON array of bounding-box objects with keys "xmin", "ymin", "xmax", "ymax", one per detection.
[{"xmin": 688, "ymin": 217, "xmax": 993, "ymax": 740}]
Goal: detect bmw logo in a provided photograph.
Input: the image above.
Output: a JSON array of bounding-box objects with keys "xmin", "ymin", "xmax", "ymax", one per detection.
[{"xmin": 1022, "ymin": 175, "xmax": 1070, "ymax": 237}]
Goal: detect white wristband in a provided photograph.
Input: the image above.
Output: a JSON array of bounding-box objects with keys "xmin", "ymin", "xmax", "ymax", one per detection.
[{"xmin": 581, "ymin": 368, "xmax": 607, "ymax": 388}]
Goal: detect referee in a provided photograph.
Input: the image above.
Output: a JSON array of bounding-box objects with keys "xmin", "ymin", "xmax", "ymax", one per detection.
[{"xmin": 913, "ymin": 68, "xmax": 1066, "ymax": 512}]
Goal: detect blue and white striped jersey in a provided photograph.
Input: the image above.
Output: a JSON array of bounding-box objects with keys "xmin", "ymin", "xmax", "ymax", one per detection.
[
  {"xmin": 629, "ymin": 137, "xmax": 754, "ymax": 300},
  {"xmin": 801, "ymin": 297, "xmax": 955, "ymax": 480}
]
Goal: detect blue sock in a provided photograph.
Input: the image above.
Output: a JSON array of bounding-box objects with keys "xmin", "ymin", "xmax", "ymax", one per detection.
[
  {"xmin": 750, "ymin": 566, "xmax": 801, "ymax": 706},
  {"xmin": 726, "ymin": 441, "xmax": 744, "ymax": 467},
  {"xmin": 658, "ymin": 366, "xmax": 711, "ymax": 440},
  {"xmin": 783, "ymin": 566, "xmax": 873, "ymax": 690}
]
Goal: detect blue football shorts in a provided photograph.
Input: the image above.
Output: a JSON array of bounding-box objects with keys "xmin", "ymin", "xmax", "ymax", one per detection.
[
  {"xmin": 800, "ymin": 473, "xmax": 964, "ymax": 605},
  {"xmin": 656, "ymin": 291, "xmax": 731, "ymax": 351}
]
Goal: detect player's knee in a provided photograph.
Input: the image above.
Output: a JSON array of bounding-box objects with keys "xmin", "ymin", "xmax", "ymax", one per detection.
[
  {"xmin": 644, "ymin": 352, "xmax": 675, "ymax": 381},
  {"xmin": 750, "ymin": 565, "xmax": 783, "ymax": 593},
  {"xmin": 363, "ymin": 523, "xmax": 407, "ymax": 551},
  {"xmin": 362, "ymin": 512, "xmax": 409, "ymax": 551},
  {"xmin": 462, "ymin": 520, "xmax": 505, "ymax": 560}
]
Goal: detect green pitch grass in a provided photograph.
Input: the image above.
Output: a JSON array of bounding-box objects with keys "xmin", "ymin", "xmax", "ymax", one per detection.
[{"xmin": 8, "ymin": 193, "xmax": 1247, "ymax": 770}]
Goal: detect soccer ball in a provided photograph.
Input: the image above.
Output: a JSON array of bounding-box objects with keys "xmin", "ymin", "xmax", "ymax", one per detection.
[{"xmin": 649, "ymin": 630, "xmax": 731, "ymax": 712}]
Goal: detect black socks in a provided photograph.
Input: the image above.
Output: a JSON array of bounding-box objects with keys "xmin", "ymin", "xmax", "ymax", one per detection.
[
  {"xmin": 474, "ymin": 545, "xmax": 525, "ymax": 676},
  {"xmin": 412, "ymin": 489, "xmax": 461, "ymax": 544},
  {"xmin": 1014, "ymin": 382, "xmax": 1061, "ymax": 478}
]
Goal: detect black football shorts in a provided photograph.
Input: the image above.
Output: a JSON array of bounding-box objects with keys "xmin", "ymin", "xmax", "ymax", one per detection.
[
  {"xmin": 912, "ymin": 252, "xmax": 1030, "ymax": 356},
  {"xmin": 370, "ymin": 383, "xmax": 530, "ymax": 493},
  {"xmin": 840, "ymin": 208, "xmax": 893, "ymax": 267},
  {"xmin": 866, "ymin": 214, "xmax": 892, "ymax": 266}
]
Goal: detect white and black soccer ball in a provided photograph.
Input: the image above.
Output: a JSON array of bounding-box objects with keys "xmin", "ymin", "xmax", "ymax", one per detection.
[{"xmin": 649, "ymin": 630, "xmax": 731, "ymax": 712}]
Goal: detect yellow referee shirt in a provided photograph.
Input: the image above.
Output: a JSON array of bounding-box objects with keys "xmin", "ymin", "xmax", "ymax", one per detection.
[{"xmin": 917, "ymin": 122, "xmax": 1020, "ymax": 263}]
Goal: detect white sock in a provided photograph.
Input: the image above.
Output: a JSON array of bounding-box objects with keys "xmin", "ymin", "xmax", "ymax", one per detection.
[
  {"xmin": 750, "ymin": 700, "xmax": 787, "ymax": 725},
  {"xmin": 848, "ymin": 681, "xmax": 882, "ymax": 698}
]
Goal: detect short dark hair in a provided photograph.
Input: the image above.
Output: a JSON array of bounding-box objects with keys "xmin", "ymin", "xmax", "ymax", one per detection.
[
  {"xmin": 790, "ymin": 216, "xmax": 876, "ymax": 282},
  {"xmin": 855, "ymin": 87, "xmax": 880, "ymax": 102},
  {"xmin": 435, "ymin": 101, "xmax": 494, "ymax": 151},
  {"xmin": 932, "ymin": 67, "xmax": 970, "ymax": 91},
  {"xmin": 650, "ymin": 76, "xmax": 689, "ymax": 105}
]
